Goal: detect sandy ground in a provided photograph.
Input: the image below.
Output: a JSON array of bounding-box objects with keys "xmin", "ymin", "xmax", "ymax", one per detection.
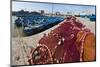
[
  {"xmin": 77, "ymin": 17, "xmax": 95, "ymax": 34},
  {"xmin": 11, "ymin": 17, "xmax": 95, "ymax": 65}
]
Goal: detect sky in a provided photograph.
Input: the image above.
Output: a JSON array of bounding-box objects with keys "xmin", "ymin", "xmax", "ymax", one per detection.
[{"xmin": 12, "ymin": 1, "xmax": 96, "ymax": 14}]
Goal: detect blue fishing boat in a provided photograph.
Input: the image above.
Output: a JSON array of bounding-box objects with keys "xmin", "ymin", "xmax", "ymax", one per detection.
[{"xmin": 15, "ymin": 15, "xmax": 64, "ymax": 36}]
